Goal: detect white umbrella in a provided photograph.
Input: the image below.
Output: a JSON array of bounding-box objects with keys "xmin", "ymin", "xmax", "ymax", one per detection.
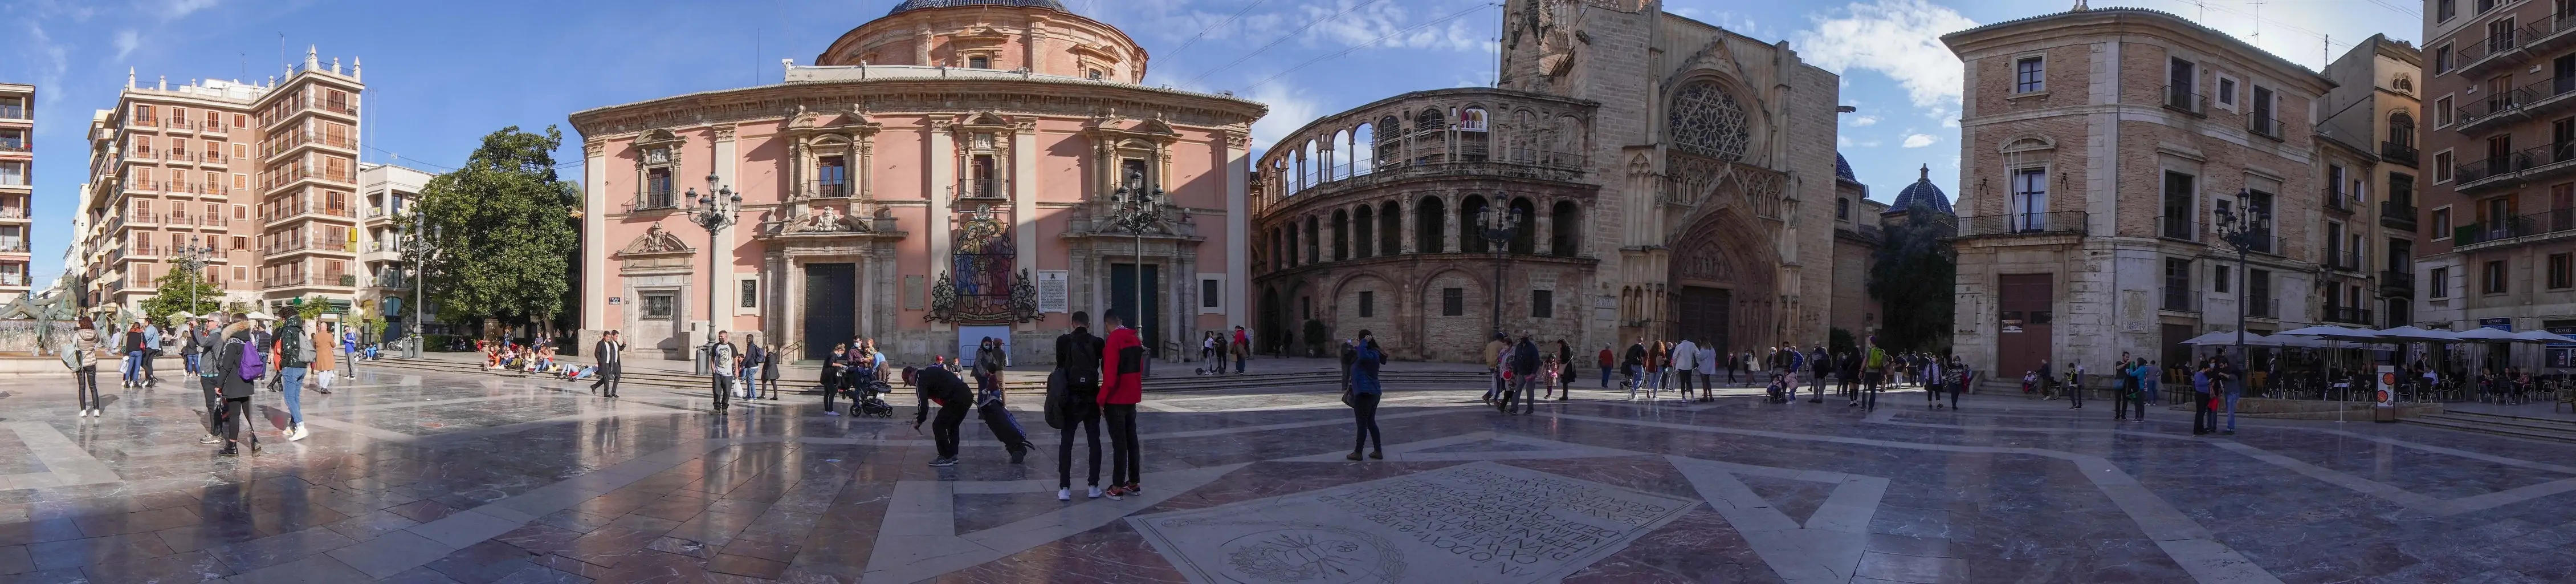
[
  {"xmin": 2513, "ymin": 329, "xmax": 2576, "ymax": 343},
  {"xmin": 245, "ymin": 311, "xmax": 277, "ymax": 321},
  {"xmin": 2376, "ymin": 326, "xmax": 2461, "ymax": 342},
  {"xmin": 2451, "ymin": 327, "xmax": 2524, "ymax": 342},
  {"xmin": 2276, "ymin": 325, "xmax": 2380, "ymax": 340},
  {"xmin": 2180, "ymin": 331, "xmax": 2270, "ymax": 346}
]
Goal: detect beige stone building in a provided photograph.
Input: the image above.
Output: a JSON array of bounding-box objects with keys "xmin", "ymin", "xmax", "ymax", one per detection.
[
  {"xmin": 2314, "ymin": 35, "xmax": 2423, "ymax": 334},
  {"xmin": 1944, "ymin": 7, "xmax": 2334, "ymax": 378},
  {"xmin": 0, "ymin": 83, "xmax": 33, "ymax": 302},
  {"xmin": 1246, "ymin": 0, "xmax": 1853, "ymax": 361},
  {"xmin": 79, "ymin": 49, "xmax": 365, "ymax": 318}
]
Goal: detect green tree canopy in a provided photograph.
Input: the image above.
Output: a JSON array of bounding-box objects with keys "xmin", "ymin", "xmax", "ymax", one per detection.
[
  {"xmin": 138, "ymin": 264, "xmax": 222, "ymax": 326},
  {"xmin": 400, "ymin": 125, "xmax": 581, "ymax": 328},
  {"xmin": 1865, "ymin": 213, "xmax": 1958, "ymax": 353}
]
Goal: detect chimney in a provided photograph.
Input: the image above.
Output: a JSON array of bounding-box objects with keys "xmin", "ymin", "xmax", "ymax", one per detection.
[{"xmin": 126, "ymin": 68, "xmax": 135, "ymax": 90}]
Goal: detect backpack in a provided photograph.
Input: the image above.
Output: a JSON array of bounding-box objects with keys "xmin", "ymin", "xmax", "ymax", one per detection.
[
  {"xmin": 277, "ymin": 326, "xmax": 309, "ymax": 368},
  {"xmin": 231, "ymin": 337, "xmax": 266, "ymax": 382},
  {"xmin": 1059, "ymin": 333, "xmax": 1102, "ymax": 388},
  {"xmin": 1043, "ymin": 369, "xmax": 1068, "ymax": 431}
]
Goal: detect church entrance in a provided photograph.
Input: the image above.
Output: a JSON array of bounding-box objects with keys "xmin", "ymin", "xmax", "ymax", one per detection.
[
  {"xmin": 802, "ymin": 263, "xmax": 855, "ymax": 360},
  {"xmin": 1676, "ymin": 286, "xmax": 1731, "ymax": 355},
  {"xmin": 1995, "ymin": 274, "xmax": 2053, "ymax": 380},
  {"xmin": 1665, "ymin": 208, "xmax": 1775, "ymax": 355}
]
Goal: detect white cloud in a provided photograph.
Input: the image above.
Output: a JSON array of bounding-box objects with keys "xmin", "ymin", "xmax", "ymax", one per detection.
[
  {"xmin": 1308, "ymin": 0, "xmax": 1491, "ymax": 52},
  {"xmin": 1901, "ymin": 133, "xmax": 1938, "ymax": 148},
  {"xmin": 164, "ymin": 0, "xmax": 220, "ymax": 19},
  {"xmin": 1792, "ymin": 0, "xmax": 1975, "ymax": 112},
  {"xmin": 1849, "ymin": 115, "xmax": 1880, "ymax": 127},
  {"xmin": 113, "ymin": 29, "xmax": 139, "ymax": 59},
  {"xmin": 1246, "ymin": 82, "xmax": 1324, "ymax": 152}
]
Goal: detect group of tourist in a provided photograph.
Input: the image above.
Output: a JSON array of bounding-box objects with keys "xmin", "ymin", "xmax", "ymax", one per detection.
[
  {"xmin": 1037, "ymin": 310, "xmax": 1144, "ymax": 500},
  {"xmin": 60, "ymin": 311, "xmax": 357, "ymax": 455},
  {"xmin": 1195, "ymin": 327, "xmax": 1251, "ymax": 375}
]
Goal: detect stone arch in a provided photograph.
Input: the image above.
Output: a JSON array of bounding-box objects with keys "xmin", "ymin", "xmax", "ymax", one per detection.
[
  {"xmin": 1330, "ymin": 209, "xmax": 1350, "ymax": 261},
  {"xmin": 2388, "ymin": 110, "xmax": 2416, "ymax": 149},
  {"xmin": 1458, "ymin": 194, "xmax": 1490, "ymax": 253},
  {"xmin": 1353, "ymin": 204, "xmax": 1376, "ymax": 259},
  {"xmin": 1330, "ymin": 129, "xmax": 1353, "ymax": 180},
  {"xmin": 1507, "ymin": 197, "xmax": 1538, "ymax": 254},
  {"xmin": 1352, "ymin": 123, "xmax": 1378, "ymax": 176},
  {"xmin": 1416, "ymin": 196, "xmax": 1447, "ymax": 253},
  {"xmin": 1379, "ymin": 200, "xmax": 1403, "ymax": 256},
  {"xmin": 1550, "ymin": 199, "xmax": 1581, "ymax": 257},
  {"xmin": 1665, "ymin": 206, "xmax": 1778, "ymax": 354},
  {"xmin": 1260, "ymin": 285, "xmax": 1283, "ymax": 353}
]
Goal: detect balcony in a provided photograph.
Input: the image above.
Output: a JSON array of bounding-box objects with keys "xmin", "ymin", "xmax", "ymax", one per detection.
[
  {"xmin": 2245, "ymin": 297, "xmax": 2279, "ymax": 319},
  {"xmin": 2155, "ymin": 216, "xmax": 2206, "ymax": 243},
  {"xmin": 2328, "ymin": 249, "xmax": 2362, "ymax": 272},
  {"xmin": 2457, "ymin": 142, "xmax": 2576, "ymax": 193},
  {"xmin": 0, "ymin": 208, "xmax": 26, "ymax": 220},
  {"xmin": 260, "ymin": 131, "xmax": 358, "ymax": 159},
  {"xmin": 2382, "ymin": 141, "xmax": 2418, "ymax": 168},
  {"xmin": 622, "ymin": 188, "xmax": 677, "ymax": 213},
  {"xmin": 0, "ymin": 142, "xmax": 27, "ymax": 155},
  {"xmin": 0, "ymin": 106, "xmax": 23, "ymax": 120},
  {"xmin": 2247, "ymin": 115, "xmax": 2282, "ymax": 141},
  {"xmin": 2456, "ymin": 208, "xmax": 2576, "ymax": 249},
  {"xmin": 0, "ymin": 273, "xmax": 26, "ymax": 287},
  {"xmin": 1261, "ymin": 151, "xmax": 1588, "ymax": 210},
  {"xmin": 1955, "ymin": 211, "xmax": 2086, "ymax": 239},
  {"xmin": 2323, "ymin": 306, "xmax": 2374, "ymax": 326},
  {"xmin": 2160, "ymin": 286, "xmax": 2202, "ymax": 313},
  {"xmin": 0, "ymin": 241, "xmax": 27, "ymax": 253},
  {"xmin": 805, "ymin": 181, "xmax": 852, "ymax": 199},
  {"xmin": 259, "ymin": 202, "xmax": 356, "ymax": 224},
  {"xmin": 2323, "ymin": 188, "xmax": 2354, "ymax": 214},
  {"xmin": 2382, "ymin": 270, "xmax": 2416, "ymax": 298},
  {"xmin": 2381, "ymin": 200, "xmax": 2418, "ymax": 232},
  {"xmin": 2452, "ymin": 13, "xmax": 2576, "ymax": 79},
  {"xmin": 2455, "ymin": 75, "xmax": 2576, "ymax": 133},
  {"xmin": 953, "ymin": 179, "xmax": 1010, "ymax": 202},
  {"xmin": 2162, "ymin": 86, "xmax": 2208, "ymax": 117}
]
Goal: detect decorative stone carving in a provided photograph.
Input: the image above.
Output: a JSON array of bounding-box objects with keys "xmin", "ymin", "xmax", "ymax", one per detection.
[
  {"xmin": 617, "ymin": 224, "xmax": 693, "ymax": 256},
  {"xmin": 1668, "ymin": 81, "xmax": 1751, "ymax": 161},
  {"xmin": 780, "ymin": 206, "xmax": 863, "ymax": 234}
]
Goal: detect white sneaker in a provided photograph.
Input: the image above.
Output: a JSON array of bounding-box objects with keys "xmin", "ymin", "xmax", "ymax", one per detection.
[
  {"xmin": 287, "ymin": 424, "xmax": 307, "ymax": 441},
  {"xmin": 1089, "ymin": 486, "xmax": 1103, "ymax": 499},
  {"xmin": 1058, "ymin": 488, "xmax": 1071, "ymax": 501}
]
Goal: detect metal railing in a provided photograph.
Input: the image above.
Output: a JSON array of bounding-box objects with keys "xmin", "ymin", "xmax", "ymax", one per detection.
[
  {"xmin": 624, "ymin": 188, "xmax": 677, "ymax": 213},
  {"xmin": 1956, "ymin": 211, "xmax": 2086, "ymax": 238},
  {"xmin": 0, "ymin": 142, "xmax": 27, "ymax": 153},
  {"xmin": 2452, "ymin": 13, "xmax": 2576, "ymax": 76},
  {"xmin": 1268, "ymin": 152, "xmax": 1588, "ymax": 204},
  {"xmin": 2161, "ymin": 287, "xmax": 2202, "ymax": 313},
  {"xmin": 2162, "ymin": 86, "xmax": 2208, "ymax": 116},
  {"xmin": 0, "ymin": 106, "xmax": 23, "ymax": 120},
  {"xmin": 2381, "ymin": 201, "xmax": 2418, "ymax": 231},
  {"xmin": 2382, "ymin": 141, "xmax": 2418, "ymax": 167},
  {"xmin": 2324, "ymin": 306, "xmax": 2374, "ymax": 326},
  {"xmin": 955, "ymin": 179, "xmax": 1010, "ymax": 200},
  {"xmin": 808, "ymin": 180, "xmax": 851, "ymax": 198},
  {"xmin": 2330, "ymin": 249, "xmax": 2363, "ymax": 271},
  {"xmin": 2383, "ymin": 270, "xmax": 2417, "ymax": 297},
  {"xmin": 0, "ymin": 208, "xmax": 25, "ymax": 220},
  {"xmin": 2247, "ymin": 115, "xmax": 2282, "ymax": 140},
  {"xmin": 2245, "ymin": 297, "xmax": 2279, "ymax": 319},
  {"xmin": 2457, "ymin": 208, "xmax": 2576, "ymax": 245},
  {"xmin": 2155, "ymin": 215, "xmax": 2206, "ymax": 242},
  {"xmin": 2324, "ymin": 188, "xmax": 2353, "ymax": 213}
]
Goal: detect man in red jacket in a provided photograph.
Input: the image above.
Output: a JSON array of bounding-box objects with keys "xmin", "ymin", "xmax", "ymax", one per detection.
[{"xmin": 1098, "ymin": 310, "xmax": 1146, "ymax": 499}]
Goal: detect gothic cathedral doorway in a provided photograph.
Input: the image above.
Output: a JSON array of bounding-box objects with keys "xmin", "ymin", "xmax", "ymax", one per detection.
[{"xmin": 802, "ymin": 263, "xmax": 856, "ymax": 361}]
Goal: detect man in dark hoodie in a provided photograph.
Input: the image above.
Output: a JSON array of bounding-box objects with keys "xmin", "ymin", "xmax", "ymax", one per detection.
[
  {"xmin": 213, "ymin": 316, "xmax": 261, "ymax": 456},
  {"xmin": 914, "ymin": 357, "xmax": 973, "ymax": 467},
  {"xmin": 1053, "ymin": 311, "xmax": 1106, "ymax": 500}
]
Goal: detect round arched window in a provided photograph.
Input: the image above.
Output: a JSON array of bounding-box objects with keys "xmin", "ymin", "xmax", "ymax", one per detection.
[{"xmin": 1668, "ymin": 80, "xmax": 1751, "ymax": 161}]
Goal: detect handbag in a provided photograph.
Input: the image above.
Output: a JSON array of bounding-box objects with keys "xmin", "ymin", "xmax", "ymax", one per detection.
[{"xmin": 1340, "ymin": 386, "xmax": 1356, "ymax": 407}]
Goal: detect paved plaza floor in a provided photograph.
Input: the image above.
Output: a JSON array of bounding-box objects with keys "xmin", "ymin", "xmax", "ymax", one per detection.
[{"xmin": 1, "ymin": 369, "xmax": 2575, "ymax": 583}]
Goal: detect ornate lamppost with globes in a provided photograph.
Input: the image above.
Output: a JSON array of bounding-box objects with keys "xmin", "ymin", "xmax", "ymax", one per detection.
[
  {"xmin": 1107, "ymin": 170, "xmax": 1169, "ymax": 359},
  {"xmin": 2212, "ymin": 193, "xmax": 2269, "ymax": 370},
  {"xmin": 167, "ymin": 236, "xmax": 220, "ymax": 321},
  {"xmin": 684, "ymin": 173, "xmax": 742, "ymax": 375},
  {"xmin": 1476, "ymin": 202, "xmax": 1525, "ymax": 338},
  {"xmin": 400, "ymin": 224, "xmax": 441, "ymax": 358}
]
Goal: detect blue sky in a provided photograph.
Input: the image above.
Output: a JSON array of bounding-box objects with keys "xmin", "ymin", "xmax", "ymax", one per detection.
[{"xmin": 2, "ymin": 0, "xmax": 2423, "ymax": 285}]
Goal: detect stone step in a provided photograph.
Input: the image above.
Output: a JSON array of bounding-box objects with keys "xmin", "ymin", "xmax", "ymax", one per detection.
[
  {"xmin": 2403, "ymin": 415, "xmax": 2576, "ymax": 444},
  {"xmin": 2412, "ymin": 411, "xmax": 2576, "ymax": 435}
]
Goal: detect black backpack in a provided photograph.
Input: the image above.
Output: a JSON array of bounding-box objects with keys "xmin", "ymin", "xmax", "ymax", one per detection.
[{"xmin": 1058, "ymin": 332, "xmax": 1102, "ymax": 388}]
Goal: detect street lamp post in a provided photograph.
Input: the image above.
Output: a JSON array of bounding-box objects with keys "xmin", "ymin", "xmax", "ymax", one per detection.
[
  {"xmin": 684, "ymin": 173, "xmax": 742, "ymax": 375},
  {"xmin": 2212, "ymin": 193, "xmax": 2269, "ymax": 373},
  {"xmin": 1107, "ymin": 171, "xmax": 1168, "ymax": 358},
  {"xmin": 1476, "ymin": 203, "xmax": 1525, "ymax": 338},
  {"xmin": 169, "ymin": 236, "xmax": 219, "ymax": 319},
  {"xmin": 401, "ymin": 225, "xmax": 439, "ymax": 358}
]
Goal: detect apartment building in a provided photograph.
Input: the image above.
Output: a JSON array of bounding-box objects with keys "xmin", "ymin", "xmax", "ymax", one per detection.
[
  {"xmin": 2418, "ymin": 0, "xmax": 2576, "ymax": 354},
  {"xmin": 0, "ymin": 84, "xmax": 33, "ymax": 302},
  {"xmin": 356, "ymin": 163, "xmax": 429, "ymax": 327},
  {"xmin": 81, "ymin": 48, "xmax": 363, "ymax": 317},
  {"xmin": 1943, "ymin": 7, "xmax": 2334, "ymax": 377},
  {"xmin": 2314, "ymin": 35, "xmax": 2426, "ymax": 331}
]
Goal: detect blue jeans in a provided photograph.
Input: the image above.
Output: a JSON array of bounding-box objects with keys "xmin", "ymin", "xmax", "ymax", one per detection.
[
  {"xmin": 124, "ymin": 351, "xmax": 142, "ymax": 383},
  {"xmin": 184, "ymin": 353, "xmax": 199, "ymax": 374},
  {"xmin": 1600, "ymin": 368, "xmax": 1612, "ymax": 388},
  {"xmin": 738, "ymin": 368, "xmax": 760, "ymax": 398},
  {"xmin": 2224, "ymin": 388, "xmax": 2240, "ymax": 431},
  {"xmin": 280, "ymin": 367, "xmax": 308, "ymax": 425}
]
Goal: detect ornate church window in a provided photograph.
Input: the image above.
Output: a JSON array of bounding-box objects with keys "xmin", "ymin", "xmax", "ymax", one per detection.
[{"xmin": 1668, "ymin": 80, "xmax": 1751, "ymax": 161}]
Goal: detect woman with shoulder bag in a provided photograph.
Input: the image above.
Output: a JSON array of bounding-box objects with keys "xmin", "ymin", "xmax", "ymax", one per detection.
[{"xmin": 1344, "ymin": 330, "xmax": 1387, "ymax": 461}]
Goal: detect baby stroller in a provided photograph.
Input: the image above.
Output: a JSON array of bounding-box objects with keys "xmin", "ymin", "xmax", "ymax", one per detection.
[
  {"xmin": 1765, "ymin": 376, "xmax": 1789, "ymax": 403},
  {"xmin": 853, "ymin": 379, "xmax": 895, "ymax": 417}
]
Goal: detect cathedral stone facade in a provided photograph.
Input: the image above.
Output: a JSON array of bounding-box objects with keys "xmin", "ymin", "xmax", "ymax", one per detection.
[{"xmin": 1249, "ymin": 0, "xmax": 1856, "ymax": 361}]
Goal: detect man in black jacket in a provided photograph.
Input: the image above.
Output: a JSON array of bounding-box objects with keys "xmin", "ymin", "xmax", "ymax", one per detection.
[
  {"xmin": 213, "ymin": 318, "xmax": 261, "ymax": 456},
  {"xmin": 592, "ymin": 330, "xmax": 621, "ymax": 398},
  {"xmin": 915, "ymin": 359, "xmax": 973, "ymax": 467},
  {"xmin": 1053, "ymin": 311, "xmax": 1106, "ymax": 500}
]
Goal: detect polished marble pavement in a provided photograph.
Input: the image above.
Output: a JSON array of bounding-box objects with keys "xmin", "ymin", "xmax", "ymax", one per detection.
[{"xmin": 3, "ymin": 369, "xmax": 2576, "ymax": 583}]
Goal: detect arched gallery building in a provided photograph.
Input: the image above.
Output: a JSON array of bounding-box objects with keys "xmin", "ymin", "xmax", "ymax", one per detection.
[
  {"xmin": 569, "ymin": 0, "xmax": 1266, "ymax": 364},
  {"xmin": 1249, "ymin": 0, "xmax": 1870, "ymax": 362}
]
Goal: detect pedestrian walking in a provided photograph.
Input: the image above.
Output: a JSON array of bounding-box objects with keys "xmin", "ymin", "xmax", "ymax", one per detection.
[
  {"xmin": 1555, "ymin": 340, "xmax": 1576, "ymax": 400},
  {"xmin": 1346, "ymin": 330, "xmax": 1387, "ymax": 460},
  {"xmin": 708, "ymin": 331, "xmax": 739, "ymax": 413},
  {"xmin": 592, "ymin": 330, "xmax": 623, "ymax": 398},
  {"xmin": 2120, "ymin": 357, "xmax": 2150, "ymax": 422},
  {"xmin": 120, "ymin": 323, "xmax": 145, "ymax": 388},
  {"xmin": 1858, "ymin": 337, "xmax": 1886, "ymax": 409},
  {"xmin": 275, "ymin": 315, "xmax": 314, "ymax": 442},
  {"xmin": 739, "ymin": 333, "xmax": 768, "ymax": 400},
  {"xmin": 1807, "ymin": 345, "xmax": 1829, "ymax": 403},
  {"xmin": 140, "ymin": 320, "xmax": 161, "ymax": 387},
  {"xmin": 1232, "ymin": 325, "xmax": 1250, "ymax": 374},
  {"xmin": 2218, "ymin": 355, "xmax": 2241, "ymax": 435},
  {"xmin": 1697, "ymin": 342, "xmax": 1717, "ymax": 398},
  {"xmin": 310, "ymin": 322, "xmax": 337, "ymax": 396},
  {"xmin": 212, "ymin": 318, "xmax": 262, "ymax": 456},
  {"xmin": 1054, "ymin": 311, "xmax": 1106, "ymax": 500},
  {"xmin": 759, "ymin": 334, "xmax": 782, "ymax": 400},
  {"xmin": 1482, "ymin": 333, "xmax": 1510, "ymax": 404},
  {"xmin": 2191, "ymin": 361, "xmax": 2217, "ymax": 435},
  {"xmin": 975, "ymin": 336, "xmax": 1008, "ymax": 399},
  {"xmin": 1923, "ymin": 354, "xmax": 1946, "ymax": 409},
  {"xmin": 1099, "ymin": 310, "xmax": 1147, "ymax": 499},
  {"xmin": 2067, "ymin": 359, "xmax": 2087, "ymax": 410},
  {"xmin": 68, "ymin": 318, "xmax": 102, "ymax": 417},
  {"xmin": 1505, "ymin": 335, "xmax": 1540, "ymax": 414},
  {"xmin": 1673, "ymin": 338, "xmax": 1700, "ymax": 400},
  {"xmin": 181, "ymin": 318, "xmax": 202, "ymax": 375},
  {"xmin": 1596, "ymin": 345, "xmax": 1614, "ymax": 389}
]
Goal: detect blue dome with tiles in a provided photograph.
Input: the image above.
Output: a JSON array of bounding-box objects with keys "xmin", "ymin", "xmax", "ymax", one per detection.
[
  {"xmin": 1836, "ymin": 154, "xmax": 1858, "ymax": 183},
  {"xmin": 888, "ymin": 0, "xmax": 1069, "ymax": 15},
  {"xmin": 1886, "ymin": 164, "xmax": 1954, "ymax": 216}
]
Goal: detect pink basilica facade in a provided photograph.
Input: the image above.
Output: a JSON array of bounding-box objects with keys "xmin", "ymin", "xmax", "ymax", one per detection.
[{"xmin": 569, "ymin": 0, "xmax": 1265, "ymax": 365}]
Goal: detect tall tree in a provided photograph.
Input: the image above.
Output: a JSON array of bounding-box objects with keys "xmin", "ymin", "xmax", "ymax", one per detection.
[
  {"xmin": 400, "ymin": 126, "xmax": 581, "ymax": 332},
  {"xmin": 1865, "ymin": 210, "xmax": 1957, "ymax": 352},
  {"xmin": 138, "ymin": 265, "xmax": 222, "ymax": 326}
]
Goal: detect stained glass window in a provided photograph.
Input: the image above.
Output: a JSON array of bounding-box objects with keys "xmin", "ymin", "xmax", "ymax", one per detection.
[{"xmin": 1668, "ymin": 80, "xmax": 1750, "ymax": 161}]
